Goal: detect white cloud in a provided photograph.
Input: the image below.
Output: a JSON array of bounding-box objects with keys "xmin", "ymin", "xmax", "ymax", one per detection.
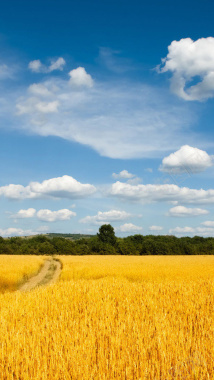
[
  {"xmin": 0, "ymin": 226, "xmax": 51, "ymax": 237},
  {"xmin": 201, "ymin": 221, "xmax": 214, "ymax": 227},
  {"xmin": 80, "ymin": 209, "xmax": 131, "ymax": 225},
  {"xmin": 112, "ymin": 170, "xmax": 141, "ymax": 185},
  {"xmin": 9, "ymin": 207, "xmax": 76, "ymax": 222},
  {"xmin": 160, "ymin": 145, "xmax": 213, "ymax": 174},
  {"xmin": 69, "ymin": 67, "xmax": 93, "ymax": 87},
  {"xmin": 149, "ymin": 225, "xmax": 163, "ymax": 231},
  {"xmin": 30, "ymin": 175, "xmax": 96, "ymax": 199},
  {"xmin": 11, "ymin": 208, "xmax": 36, "ymax": 219},
  {"xmin": 196, "ymin": 227, "xmax": 213, "ymax": 232},
  {"xmin": 28, "ymin": 57, "xmax": 66, "ymax": 73},
  {"xmin": 169, "ymin": 226, "xmax": 195, "ymax": 234},
  {"xmin": 16, "ymin": 97, "xmax": 36, "ymax": 115},
  {"xmin": 35, "ymin": 100, "xmax": 59, "ymax": 113},
  {"xmin": 109, "ymin": 181, "xmax": 214, "ymax": 205},
  {"xmin": 158, "ymin": 37, "xmax": 214, "ymax": 101},
  {"xmin": 169, "ymin": 225, "xmax": 214, "ymax": 236},
  {"xmin": 0, "ymin": 175, "xmax": 96, "ymax": 200},
  {"xmin": 16, "ymin": 97, "xmax": 59, "ymax": 115},
  {"xmin": 126, "ymin": 177, "xmax": 142, "ymax": 185},
  {"xmin": 28, "ymin": 83, "xmax": 53, "ymax": 97},
  {"xmin": 0, "ymin": 64, "xmax": 13, "ymax": 79},
  {"xmin": 13, "ymin": 72, "xmax": 196, "ymax": 159},
  {"xmin": 0, "ymin": 184, "xmax": 37, "ymax": 200},
  {"xmin": 37, "ymin": 209, "xmax": 76, "ymax": 222},
  {"xmin": 36, "ymin": 225, "xmax": 49, "ymax": 233},
  {"xmin": 112, "ymin": 170, "xmax": 135, "ymax": 179},
  {"xmin": 145, "ymin": 168, "xmax": 153, "ymax": 173},
  {"xmin": 118, "ymin": 223, "xmax": 143, "ymax": 233},
  {"xmin": 28, "ymin": 60, "xmax": 43, "ymax": 73},
  {"xmin": 195, "ymin": 227, "xmax": 214, "ymax": 235},
  {"xmin": 168, "ymin": 205, "xmax": 209, "ymax": 217},
  {"xmin": 0, "ymin": 228, "xmax": 35, "ymax": 237},
  {"xmin": 49, "ymin": 57, "xmax": 66, "ymax": 72}
]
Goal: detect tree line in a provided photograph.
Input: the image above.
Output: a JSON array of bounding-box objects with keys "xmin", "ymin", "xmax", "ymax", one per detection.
[{"xmin": 0, "ymin": 224, "xmax": 214, "ymax": 255}]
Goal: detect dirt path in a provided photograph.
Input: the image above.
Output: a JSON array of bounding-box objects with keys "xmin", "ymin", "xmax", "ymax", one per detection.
[{"xmin": 19, "ymin": 258, "xmax": 62, "ymax": 292}]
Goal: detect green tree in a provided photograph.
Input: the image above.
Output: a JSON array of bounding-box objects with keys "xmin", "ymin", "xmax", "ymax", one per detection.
[{"xmin": 97, "ymin": 224, "xmax": 117, "ymax": 246}]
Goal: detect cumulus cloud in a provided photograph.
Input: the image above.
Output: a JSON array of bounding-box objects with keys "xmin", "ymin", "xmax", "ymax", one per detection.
[
  {"xmin": 9, "ymin": 207, "xmax": 76, "ymax": 222},
  {"xmin": 149, "ymin": 225, "xmax": 163, "ymax": 231},
  {"xmin": 30, "ymin": 175, "xmax": 96, "ymax": 199},
  {"xmin": 168, "ymin": 205, "xmax": 209, "ymax": 217},
  {"xmin": 0, "ymin": 175, "xmax": 96, "ymax": 200},
  {"xmin": 69, "ymin": 67, "xmax": 93, "ymax": 87},
  {"xmin": 160, "ymin": 145, "xmax": 213, "ymax": 174},
  {"xmin": 117, "ymin": 223, "xmax": 143, "ymax": 233},
  {"xmin": 158, "ymin": 37, "xmax": 214, "ymax": 101},
  {"xmin": 0, "ymin": 184, "xmax": 37, "ymax": 200},
  {"xmin": 169, "ymin": 225, "xmax": 214, "ymax": 236},
  {"xmin": 49, "ymin": 58, "xmax": 66, "ymax": 72},
  {"xmin": 14, "ymin": 72, "xmax": 195, "ymax": 159},
  {"xmin": 28, "ymin": 60, "xmax": 43, "ymax": 73},
  {"xmin": 109, "ymin": 181, "xmax": 214, "ymax": 205},
  {"xmin": 195, "ymin": 227, "xmax": 214, "ymax": 235},
  {"xmin": 112, "ymin": 170, "xmax": 135, "ymax": 179},
  {"xmin": 0, "ymin": 227, "xmax": 40, "ymax": 237},
  {"xmin": 80, "ymin": 210, "xmax": 131, "ymax": 225},
  {"xmin": 0, "ymin": 226, "xmax": 51, "ymax": 237},
  {"xmin": 201, "ymin": 221, "xmax": 214, "ymax": 227},
  {"xmin": 11, "ymin": 208, "xmax": 36, "ymax": 219},
  {"xmin": 112, "ymin": 170, "xmax": 141, "ymax": 185},
  {"xmin": 28, "ymin": 57, "xmax": 66, "ymax": 73},
  {"xmin": 169, "ymin": 226, "xmax": 195, "ymax": 234},
  {"xmin": 37, "ymin": 209, "xmax": 76, "ymax": 222}
]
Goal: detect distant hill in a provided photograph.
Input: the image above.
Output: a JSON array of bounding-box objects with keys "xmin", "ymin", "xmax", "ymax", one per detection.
[{"xmin": 46, "ymin": 233, "xmax": 96, "ymax": 240}]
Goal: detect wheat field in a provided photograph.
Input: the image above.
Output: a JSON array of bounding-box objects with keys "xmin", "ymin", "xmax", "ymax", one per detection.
[
  {"xmin": 0, "ymin": 255, "xmax": 214, "ymax": 379},
  {"xmin": 0, "ymin": 255, "xmax": 46, "ymax": 292},
  {"xmin": 59, "ymin": 254, "xmax": 214, "ymax": 282}
]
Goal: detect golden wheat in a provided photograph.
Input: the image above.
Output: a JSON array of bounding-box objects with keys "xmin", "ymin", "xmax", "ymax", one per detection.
[
  {"xmin": 59, "ymin": 254, "xmax": 214, "ymax": 282},
  {"xmin": 0, "ymin": 255, "xmax": 46, "ymax": 292},
  {"xmin": 0, "ymin": 255, "xmax": 214, "ymax": 379}
]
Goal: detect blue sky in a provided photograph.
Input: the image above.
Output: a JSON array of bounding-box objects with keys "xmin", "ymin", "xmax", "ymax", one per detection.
[{"xmin": 1, "ymin": 0, "xmax": 214, "ymax": 237}]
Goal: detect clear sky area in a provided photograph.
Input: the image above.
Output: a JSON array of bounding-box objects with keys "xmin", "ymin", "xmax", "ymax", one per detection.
[{"xmin": 1, "ymin": 0, "xmax": 214, "ymax": 237}]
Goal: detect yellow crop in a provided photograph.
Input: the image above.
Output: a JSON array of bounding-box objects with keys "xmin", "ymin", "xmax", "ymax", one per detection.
[
  {"xmin": 0, "ymin": 255, "xmax": 46, "ymax": 292},
  {"xmin": 0, "ymin": 255, "xmax": 214, "ymax": 379},
  {"xmin": 59, "ymin": 254, "xmax": 214, "ymax": 282}
]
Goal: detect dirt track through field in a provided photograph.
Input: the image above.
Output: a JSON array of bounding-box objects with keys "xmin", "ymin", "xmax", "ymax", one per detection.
[{"xmin": 19, "ymin": 258, "xmax": 61, "ymax": 292}]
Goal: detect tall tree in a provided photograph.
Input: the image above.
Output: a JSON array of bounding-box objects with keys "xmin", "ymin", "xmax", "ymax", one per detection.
[{"xmin": 97, "ymin": 224, "xmax": 117, "ymax": 246}]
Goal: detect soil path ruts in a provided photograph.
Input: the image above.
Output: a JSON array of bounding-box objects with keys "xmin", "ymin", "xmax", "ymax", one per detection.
[{"xmin": 19, "ymin": 258, "xmax": 61, "ymax": 292}]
